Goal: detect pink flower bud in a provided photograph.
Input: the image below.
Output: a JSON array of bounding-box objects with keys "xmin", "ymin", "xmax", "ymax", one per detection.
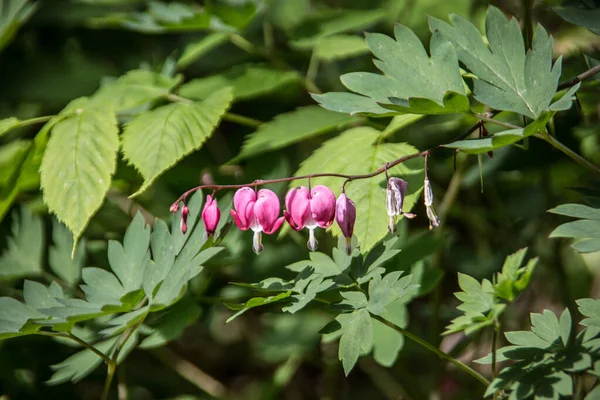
[
  {"xmin": 202, "ymin": 195, "xmax": 220, "ymax": 236},
  {"xmin": 284, "ymin": 185, "xmax": 336, "ymax": 251},
  {"xmin": 180, "ymin": 205, "xmax": 189, "ymax": 234},
  {"xmin": 230, "ymin": 187, "xmax": 284, "ymax": 254},
  {"xmin": 170, "ymin": 202, "xmax": 180, "ymax": 213},
  {"xmin": 336, "ymin": 193, "xmax": 356, "ymax": 255}
]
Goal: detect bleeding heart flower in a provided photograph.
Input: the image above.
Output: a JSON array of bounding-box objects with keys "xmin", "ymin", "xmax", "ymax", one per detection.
[
  {"xmin": 284, "ymin": 185, "xmax": 336, "ymax": 251},
  {"xmin": 386, "ymin": 177, "xmax": 415, "ymax": 233},
  {"xmin": 180, "ymin": 204, "xmax": 189, "ymax": 234},
  {"xmin": 336, "ymin": 192, "xmax": 356, "ymax": 255},
  {"xmin": 424, "ymin": 178, "xmax": 440, "ymax": 229},
  {"xmin": 230, "ymin": 187, "xmax": 284, "ymax": 254},
  {"xmin": 202, "ymin": 195, "xmax": 220, "ymax": 236}
]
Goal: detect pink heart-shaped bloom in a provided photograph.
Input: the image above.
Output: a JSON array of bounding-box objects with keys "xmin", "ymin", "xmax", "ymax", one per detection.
[{"xmin": 202, "ymin": 195, "xmax": 220, "ymax": 236}]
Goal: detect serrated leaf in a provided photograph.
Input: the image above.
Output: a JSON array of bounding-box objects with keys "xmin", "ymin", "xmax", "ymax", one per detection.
[
  {"xmin": 531, "ymin": 310, "xmax": 563, "ymax": 346},
  {"xmin": 99, "ymin": 306, "xmax": 149, "ymax": 337},
  {"xmin": 340, "ymin": 291, "xmax": 368, "ymax": 309},
  {"xmin": 548, "ymin": 204, "xmax": 600, "ymax": 220},
  {"xmin": 107, "ymin": 213, "xmax": 151, "ymax": 292},
  {"xmin": 0, "ymin": 206, "xmax": 44, "ymax": 279},
  {"xmin": 177, "ymin": 32, "xmax": 229, "ymax": 69},
  {"xmin": 314, "ymin": 34, "xmax": 369, "ymax": 61},
  {"xmin": 549, "ymin": 83, "xmax": 581, "ymax": 112},
  {"xmin": 225, "ymin": 291, "xmax": 292, "ymax": 323},
  {"xmin": 122, "ymin": 87, "xmax": 232, "ymax": 196},
  {"xmin": 91, "ymin": 69, "xmax": 182, "ymax": 112},
  {"xmin": 429, "ymin": 6, "xmax": 563, "ymax": 118},
  {"xmin": 338, "ymin": 308, "xmax": 372, "ymax": 375},
  {"xmin": 0, "ymin": 0, "xmax": 38, "ymax": 51},
  {"xmin": 550, "ymin": 220, "xmax": 600, "ymax": 239},
  {"xmin": 314, "ymin": 26, "xmax": 467, "ymax": 116},
  {"xmin": 232, "ymin": 105, "xmax": 353, "ymax": 161},
  {"xmin": 577, "ymin": 298, "xmax": 600, "ymax": 329},
  {"xmin": 311, "ymin": 92, "xmax": 394, "ymax": 116},
  {"xmin": 443, "ymin": 128, "xmax": 525, "ymax": 154},
  {"xmin": 367, "ymin": 272, "xmax": 417, "ymax": 315},
  {"xmin": 47, "ymin": 336, "xmax": 117, "ymax": 385},
  {"xmin": 282, "ymin": 273, "xmax": 333, "ymax": 314},
  {"xmin": 290, "ymin": 9, "xmax": 385, "ymax": 49},
  {"xmin": 371, "ymin": 299, "xmax": 407, "ymax": 367},
  {"xmin": 178, "ymin": 64, "xmax": 299, "ymax": 102},
  {"xmin": 0, "ymin": 117, "xmax": 20, "ymax": 137},
  {"xmin": 294, "ymin": 127, "xmax": 424, "ymax": 252},
  {"xmin": 40, "ymin": 98, "xmax": 119, "ymax": 246},
  {"xmin": 49, "ymin": 219, "xmax": 86, "ymax": 286},
  {"xmin": 554, "ymin": 6, "xmax": 600, "ymax": 35},
  {"xmin": 23, "ymin": 280, "xmax": 63, "ymax": 310},
  {"xmin": 0, "ymin": 297, "xmax": 45, "ymax": 339}
]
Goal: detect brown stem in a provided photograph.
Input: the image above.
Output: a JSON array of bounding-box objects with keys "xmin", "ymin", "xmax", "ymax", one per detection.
[{"xmin": 557, "ymin": 64, "xmax": 600, "ymax": 90}]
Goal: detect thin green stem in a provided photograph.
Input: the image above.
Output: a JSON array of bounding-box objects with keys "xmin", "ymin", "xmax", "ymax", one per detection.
[
  {"xmin": 165, "ymin": 93, "xmax": 263, "ymax": 128},
  {"xmin": 229, "ymin": 33, "xmax": 321, "ymax": 94},
  {"xmin": 102, "ymin": 363, "xmax": 116, "ymax": 400},
  {"xmin": 222, "ymin": 112, "xmax": 263, "ymax": 128},
  {"xmin": 37, "ymin": 331, "xmax": 112, "ymax": 364},
  {"xmin": 492, "ymin": 321, "xmax": 500, "ymax": 400},
  {"xmin": 370, "ymin": 313, "xmax": 491, "ymax": 388},
  {"xmin": 0, "ymin": 115, "xmax": 53, "ymax": 137},
  {"xmin": 536, "ymin": 132, "xmax": 600, "ymax": 177},
  {"xmin": 522, "ymin": 0, "xmax": 534, "ymax": 50},
  {"xmin": 306, "ymin": 50, "xmax": 320, "ymax": 86}
]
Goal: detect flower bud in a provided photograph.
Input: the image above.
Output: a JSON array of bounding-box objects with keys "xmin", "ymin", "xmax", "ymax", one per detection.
[
  {"xmin": 202, "ymin": 195, "xmax": 220, "ymax": 236},
  {"xmin": 336, "ymin": 193, "xmax": 356, "ymax": 255},
  {"xmin": 180, "ymin": 205, "xmax": 189, "ymax": 234},
  {"xmin": 424, "ymin": 178, "xmax": 434, "ymax": 207},
  {"xmin": 170, "ymin": 202, "xmax": 180, "ymax": 213}
]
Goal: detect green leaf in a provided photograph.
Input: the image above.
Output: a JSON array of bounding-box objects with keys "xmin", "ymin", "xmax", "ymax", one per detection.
[
  {"xmin": 495, "ymin": 248, "xmax": 537, "ymax": 302},
  {"xmin": 367, "ymin": 272, "xmax": 417, "ymax": 315},
  {"xmin": 107, "ymin": 213, "xmax": 151, "ymax": 293},
  {"xmin": 49, "ymin": 219, "xmax": 86, "ymax": 286},
  {"xmin": 554, "ymin": 6, "xmax": 600, "ymax": 35},
  {"xmin": 47, "ymin": 336, "xmax": 117, "ymax": 385},
  {"xmin": 0, "ymin": 140, "xmax": 31, "ymax": 188},
  {"xmin": 91, "ymin": 69, "xmax": 182, "ymax": 112},
  {"xmin": 40, "ymin": 98, "xmax": 119, "ymax": 246},
  {"xmin": 282, "ymin": 272, "xmax": 333, "ymax": 314},
  {"xmin": 0, "ymin": 297, "xmax": 45, "ymax": 339},
  {"xmin": 530, "ymin": 309, "xmax": 564, "ymax": 346},
  {"xmin": 122, "ymin": 87, "xmax": 233, "ymax": 196},
  {"xmin": 178, "ymin": 64, "xmax": 299, "ymax": 102},
  {"xmin": 0, "ymin": 0, "xmax": 38, "ymax": 51},
  {"xmin": 314, "ymin": 26, "xmax": 467, "ymax": 116},
  {"xmin": 585, "ymin": 386, "xmax": 600, "ymax": 400},
  {"xmin": 99, "ymin": 306, "xmax": 149, "ymax": 337},
  {"xmin": 371, "ymin": 299, "xmax": 407, "ymax": 367},
  {"xmin": 429, "ymin": 6, "xmax": 563, "ymax": 118},
  {"xmin": 225, "ymin": 291, "xmax": 292, "ymax": 323},
  {"xmin": 0, "ymin": 117, "xmax": 20, "ymax": 137},
  {"xmin": 338, "ymin": 308, "xmax": 373, "ymax": 375},
  {"xmin": 290, "ymin": 9, "xmax": 386, "ymax": 49},
  {"xmin": 585, "ymin": 55, "xmax": 600, "ymax": 82},
  {"xmin": 314, "ymin": 34, "xmax": 370, "ymax": 61},
  {"xmin": 139, "ymin": 296, "xmax": 201, "ymax": 349},
  {"xmin": 0, "ymin": 207, "xmax": 44, "ymax": 280},
  {"xmin": 548, "ymin": 204, "xmax": 600, "ymax": 220},
  {"xmin": 311, "ymin": 92, "xmax": 394, "ymax": 116},
  {"xmin": 443, "ymin": 128, "xmax": 525, "ymax": 154},
  {"xmin": 550, "ymin": 220, "xmax": 600, "ymax": 239},
  {"xmin": 294, "ymin": 127, "xmax": 424, "ymax": 252},
  {"xmin": 549, "ymin": 83, "xmax": 581, "ymax": 112},
  {"xmin": 176, "ymin": 32, "xmax": 229, "ymax": 69},
  {"xmin": 23, "ymin": 280, "xmax": 63, "ymax": 310},
  {"xmin": 232, "ymin": 105, "xmax": 354, "ymax": 162},
  {"xmin": 577, "ymin": 298, "xmax": 600, "ymax": 329}
]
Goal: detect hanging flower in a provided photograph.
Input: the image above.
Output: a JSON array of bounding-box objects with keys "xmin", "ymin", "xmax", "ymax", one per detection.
[
  {"xmin": 336, "ymin": 192, "xmax": 356, "ymax": 255},
  {"xmin": 202, "ymin": 195, "xmax": 220, "ymax": 236},
  {"xmin": 424, "ymin": 178, "xmax": 440, "ymax": 229},
  {"xmin": 284, "ymin": 185, "xmax": 336, "ymax": 251},
  {"xmin": 386, "ymin": 177, "xmax": 414, "ymax": 233},
  {"xmin": 180, "ymin": 204, "xmax": 189, "ymax": 234},
  {"xmin": 230, "ymin": 187, "xmax": 284, "ymax": 254}
]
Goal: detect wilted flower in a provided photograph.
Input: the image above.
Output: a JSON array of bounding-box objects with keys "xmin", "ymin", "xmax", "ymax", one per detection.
[
  {"xmin": 230, "ymin": 187, "xmax": 284, "ymax": 254},
  {"xmin": 284, "ymin": 185, "xmax": 336, "ymax": 251},
  {"xmin": 386, "ymin": 177, "xmax": 415, "ymax": 233},
  {"xmin": 424, "ymin": 178, "xmax": 440, "ymax": 229},
  {"xmin": 180, "ymin": 204, "xmax": 189, "ymax": 234},
  {"xmin": 202, "ymin": 195, "xmax": 220, "ymax": 236},
  {"xmin": 336, "ymin": 192, "xmax": 356, "ymax": 255}
]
